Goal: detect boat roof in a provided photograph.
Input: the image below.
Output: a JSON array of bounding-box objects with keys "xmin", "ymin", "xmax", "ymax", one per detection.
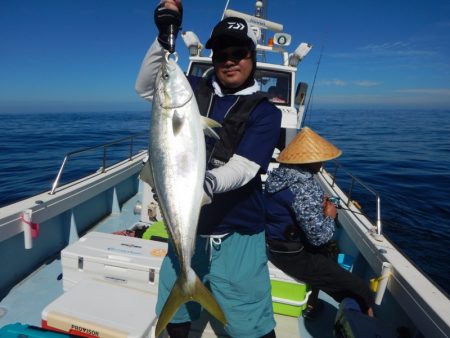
[{"xmin": 181, "ymin": 7, "xmax": 312, "ymax": 70}]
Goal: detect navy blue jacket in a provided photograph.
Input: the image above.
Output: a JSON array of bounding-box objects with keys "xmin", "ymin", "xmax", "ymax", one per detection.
[{"xmin": 190, "ymin": 77, "xmax": 282, "ymax": 235}]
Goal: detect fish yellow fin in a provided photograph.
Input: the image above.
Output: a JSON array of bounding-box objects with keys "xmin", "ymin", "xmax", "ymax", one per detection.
[
  {"xmin": 201, "ymin": 192, "xmax": 212, "ymax": 207},
  {"xmin": 155, "ymin": 277, "xmax": 188, "ymax": 337},
  {"xmin": 155, "ymin": 273, "xmax": 227, "ymax": 337},
  {"xmin": 201, "ymin": 116, "xmax": 221, "ymax": 140},
  {"xmin": 192, "ymin": 274, "xmax": 227, "ymax": 325},
  {"xmin": 139, "ymin": 160, "xmax": 155, "ymax": 188}
]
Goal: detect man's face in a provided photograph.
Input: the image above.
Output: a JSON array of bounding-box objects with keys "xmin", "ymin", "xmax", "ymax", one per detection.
[{"xmin": 212, "ymin": 46, "xmax": 253, "ymax": 89}]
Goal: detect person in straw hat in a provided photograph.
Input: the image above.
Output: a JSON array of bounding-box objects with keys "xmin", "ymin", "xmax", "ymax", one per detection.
[{"xmin": 264, "ymin": 127, "xmax": 374, "ymax": 319}]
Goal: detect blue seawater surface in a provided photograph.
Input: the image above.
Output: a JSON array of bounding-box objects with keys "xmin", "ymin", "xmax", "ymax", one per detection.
[
  {"xmin": 0, "ymin": 110, "xmax": 449, "ymax": 295},
  {"xmin": 0, "ymin": 112, "xmax": 149, "ymax": 204},
  {"xmin": 305, "ymin": 109, "xmax": 450, "ymax": 295}
]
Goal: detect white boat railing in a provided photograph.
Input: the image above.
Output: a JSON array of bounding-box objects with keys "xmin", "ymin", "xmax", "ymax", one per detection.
[
  {"xmin": 324, "ymin": 161, "xmax": 382, "ymax": 237},
  {"xmin": 50, "ymin": 133, "xmax": 147, "ymax": 195}
]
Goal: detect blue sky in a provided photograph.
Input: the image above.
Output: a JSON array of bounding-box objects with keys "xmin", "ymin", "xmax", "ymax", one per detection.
[{"xmin": 1, "ymin": 0, "xmax": 449, "ymax": 113}]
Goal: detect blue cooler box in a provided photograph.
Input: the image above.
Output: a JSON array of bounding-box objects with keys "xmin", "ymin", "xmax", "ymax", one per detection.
[{"xmin": 0, "ymin": 323, "xmax": 70, "ymax": 337}]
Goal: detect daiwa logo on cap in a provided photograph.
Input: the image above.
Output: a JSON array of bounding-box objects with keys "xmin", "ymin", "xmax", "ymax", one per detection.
[
  {"xmin": 205, "ymin": 16, "xmax": 256, "ymax": 49},
  {"xmin": 227, "ymin": 21, "xmax": 245, "ymax": 30}
]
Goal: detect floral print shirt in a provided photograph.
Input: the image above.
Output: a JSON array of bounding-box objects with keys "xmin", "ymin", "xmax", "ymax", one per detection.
[{"xmin": 265, "ymin": 165, "xmax": 335, "ymax": 246}]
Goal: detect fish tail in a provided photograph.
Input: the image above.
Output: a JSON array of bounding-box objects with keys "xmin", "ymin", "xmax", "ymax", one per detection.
[
  {"xmin": 191, "ymin": 274, "xmax": 227, "ymax": 326},
  {"xmin": 155, "ymin": 273, "xmax": 227, "ymax": 337}
]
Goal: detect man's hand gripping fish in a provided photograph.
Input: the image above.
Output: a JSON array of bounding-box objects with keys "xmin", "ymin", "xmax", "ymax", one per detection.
[{"xmin": 140, "ymin": 53, "xmax": 226, "ymax": 337}]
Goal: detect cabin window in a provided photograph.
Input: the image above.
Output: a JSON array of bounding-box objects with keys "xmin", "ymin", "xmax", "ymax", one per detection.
[
  {"xmin": 255, "ymin": 70, "xmax": 291, "ymax": 106},
  {"xmin": 188, "ymin": 62, "xmax": 213, "ymax": 78},
  {"xmin": 188, "ymin": 62, "xmax": 292, "ymax": 106}
]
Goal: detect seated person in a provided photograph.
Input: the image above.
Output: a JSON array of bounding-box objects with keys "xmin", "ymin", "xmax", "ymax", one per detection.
[{"xmin": 264, "ymin": 126, "xmax": 374, "ymax": 319}]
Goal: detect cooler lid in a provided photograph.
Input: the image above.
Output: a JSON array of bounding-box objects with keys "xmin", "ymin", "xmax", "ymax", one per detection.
[
  {"xmin": 42, "ymin": 279, "xmax": 157, "ymax": 338},
  {"xmin": 62, "ymin": 232, "xmax": 168, "ymax": 272},
  {"xmin": 268, "ymin": 260, "xmax": 305, "ymax": 284}
]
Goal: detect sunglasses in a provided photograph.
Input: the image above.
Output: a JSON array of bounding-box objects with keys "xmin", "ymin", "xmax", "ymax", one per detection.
[{"xmin": 213, "ymin": 48, "xmax": 251, "ymax": 63}]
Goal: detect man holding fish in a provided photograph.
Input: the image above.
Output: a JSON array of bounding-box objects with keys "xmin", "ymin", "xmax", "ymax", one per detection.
[{"xmin": 136, "ymin": 1, "xmax": 281, "ymax": 337}]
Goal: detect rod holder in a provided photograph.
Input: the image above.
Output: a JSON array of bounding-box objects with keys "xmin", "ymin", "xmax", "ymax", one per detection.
[
  {"xmin": 372, "ymin": 262, "xmax": 392, "ymax": 305},
  {"xmin": 21, "ymin": 209, "xmax": 39, "ymax": 249}
]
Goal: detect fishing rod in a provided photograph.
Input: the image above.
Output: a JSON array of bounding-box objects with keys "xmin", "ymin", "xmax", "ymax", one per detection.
[
  {"xmin": 221, "ymin": 0, "xmax": 231, "ymax": 19},
  {"xmin": 301, "ymin": 43, "xmax": 324, "ymax": 127}
]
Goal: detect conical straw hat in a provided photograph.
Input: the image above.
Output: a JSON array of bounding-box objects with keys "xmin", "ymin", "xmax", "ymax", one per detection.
[{"xmin": 277, "ymin": 126, "xmax": 342, "ymax": 164}]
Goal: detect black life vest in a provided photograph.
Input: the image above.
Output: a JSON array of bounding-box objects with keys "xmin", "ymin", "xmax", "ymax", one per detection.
[{"xmin": 194, "ymin": 78, "xmax": 267, "ymax": 167}]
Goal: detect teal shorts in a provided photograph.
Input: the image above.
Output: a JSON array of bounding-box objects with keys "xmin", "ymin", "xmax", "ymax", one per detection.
[{"xmin": 156, "ymin": 231, "xmax": 276, "ymax": 338}]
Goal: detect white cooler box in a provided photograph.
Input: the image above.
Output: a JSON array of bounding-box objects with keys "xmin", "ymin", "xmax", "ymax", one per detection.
[
  {"xmin": 42, "ymin": 279, "xmax": 158, "ymax": 338},
  {"xmin": 62, "ymin": 232, "xmax": 168, "ymax": 293}
]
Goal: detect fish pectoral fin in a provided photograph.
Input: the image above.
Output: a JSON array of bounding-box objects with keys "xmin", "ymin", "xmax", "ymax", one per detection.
[
  {"xmin": 172, "ymin": 109, "xmax": 185, "ymax": 135},
  {"xmin": 202, "ymin": 116, "xmax": 222, "ymax": 129},
  {"xmin": 139, "ymin": 160, "xmax": 155, "ymax": 188},
  {"xmin": 201, "ymin": 192, "xmax": 212, "ymax": 207},
  {"xmin": 155, "ymin": 274, "xmax": 227, "ymax": 337},
  {"xmin": 192, "ymin": 275, "xmax": 227, "ymax": 326},
  {"xmin": 201, "ymin": 117, "xmax": 222, "ymax": 140}
]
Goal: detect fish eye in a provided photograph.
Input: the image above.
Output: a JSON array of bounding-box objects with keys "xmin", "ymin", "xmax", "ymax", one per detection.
[{"xmin": 163, "ymin": 72, "xmax": 169, "ymax": 80}]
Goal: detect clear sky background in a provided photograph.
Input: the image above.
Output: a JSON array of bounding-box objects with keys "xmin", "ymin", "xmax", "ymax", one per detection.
[{"xmin": 1, "ymin": 0, "xmax": 449, "ymax": 113}]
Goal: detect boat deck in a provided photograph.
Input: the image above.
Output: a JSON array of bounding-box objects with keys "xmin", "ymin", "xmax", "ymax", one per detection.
[{"xmin": 0, "ymin": 192, "xmax": 340, "ymax": 338}]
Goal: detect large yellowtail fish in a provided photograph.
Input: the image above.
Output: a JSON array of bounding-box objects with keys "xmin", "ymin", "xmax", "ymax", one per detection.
[{"xmin": 140, "ymin": 53, "xmax": 226, "ymax": 337}]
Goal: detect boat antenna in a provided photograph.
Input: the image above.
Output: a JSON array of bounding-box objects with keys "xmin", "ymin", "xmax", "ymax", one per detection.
[
  {"xmin": 255, "ymin": 0, "xmax": 267, "ymax": 42},
  {"xmin": 302, "ymin": 43, "xmax": 324, "ymax": 127},
  {"xmin": 255, "ymin": 0, "xmax": 267, "ymax": 62}
]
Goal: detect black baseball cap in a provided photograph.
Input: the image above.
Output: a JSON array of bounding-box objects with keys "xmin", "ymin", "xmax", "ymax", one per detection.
[{"xmin": 205, "ymin": 17, "xmax": 257, "ymax": 50}]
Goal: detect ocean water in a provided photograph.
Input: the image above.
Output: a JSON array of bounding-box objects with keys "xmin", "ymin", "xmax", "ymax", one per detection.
[
  {"xmin": 305, "ymin": 109, "xmax": 450, "ymax": 295},
  {"xmin": 0, "ymin": 110, "xmax": 449, "ymax": 295},
  {"xmin": 0, "ymin": 112, "xmax": 149, "ymax": 204}
]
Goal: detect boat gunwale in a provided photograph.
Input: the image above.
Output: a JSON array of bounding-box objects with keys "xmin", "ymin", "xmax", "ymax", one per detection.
[
  {"xmin": 0, "ymin": 151, "xmax": 147, "ymax": 244},
  {"xmin": 318, "ymin": 168, "xmax": 450, "ymax": 338}
]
